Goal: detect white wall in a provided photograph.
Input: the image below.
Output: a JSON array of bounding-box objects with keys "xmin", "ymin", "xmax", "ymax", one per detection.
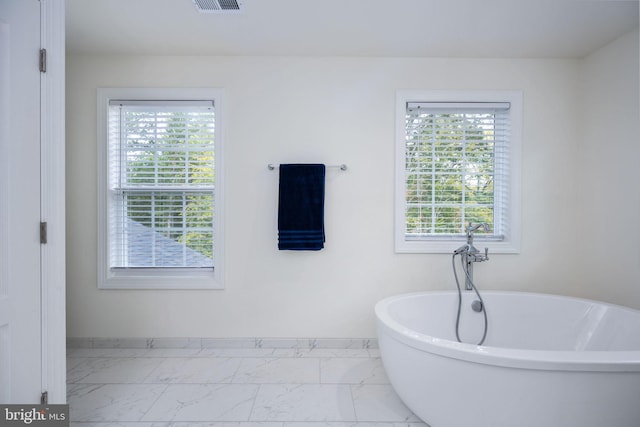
[
  {"xmin": 577, "ymin": 28, "xmax": 640, "ymax": 305},
  {"xmin": 66, "ymin": 35, "xmax": 637, "ymax": 339}
]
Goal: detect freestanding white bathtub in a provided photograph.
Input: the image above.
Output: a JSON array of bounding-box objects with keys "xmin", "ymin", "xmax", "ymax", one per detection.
[{"xmin": 375, "ymin": 291, "xmax": 640, "ymax": 427}]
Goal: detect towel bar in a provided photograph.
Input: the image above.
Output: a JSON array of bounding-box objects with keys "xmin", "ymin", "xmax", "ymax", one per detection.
[{"xmin": 268, "ymin": 164, "xmax": 347, "ymax": 171}]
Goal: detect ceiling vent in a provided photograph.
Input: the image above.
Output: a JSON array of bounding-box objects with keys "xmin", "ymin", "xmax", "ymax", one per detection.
[{"xmin": 192, "ymin": 0, "xmax": 242, "ymax": 13}]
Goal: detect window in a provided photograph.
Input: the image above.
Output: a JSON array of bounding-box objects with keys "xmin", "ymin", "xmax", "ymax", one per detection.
[
  {"xmin": 97, "ymin": 88, "xmax": 224, "ymax": 289},
  {"xmin": 395, "ymin": 90, "xmax": 521, "ymax": 253}
]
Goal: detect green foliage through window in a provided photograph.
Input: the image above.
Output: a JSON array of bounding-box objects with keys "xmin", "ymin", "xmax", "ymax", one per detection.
[
  {"xmin": 109, "ymin": 103, "xmax": 215, "ymax": 268},
  {"xmin": 404, "ymin": 106, "xmax": 504, "ymax": 237}
]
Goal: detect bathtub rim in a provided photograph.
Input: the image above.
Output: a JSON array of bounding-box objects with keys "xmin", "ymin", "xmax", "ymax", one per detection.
[{"xmin": 375, "ymin": 290, "xmax": 640, "ymax": 372}]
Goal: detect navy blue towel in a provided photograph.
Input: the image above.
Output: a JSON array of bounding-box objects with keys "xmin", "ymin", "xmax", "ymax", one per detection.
[{"xmin": 278, "ymin": 164, "xmax": 326, "ymax": 251}]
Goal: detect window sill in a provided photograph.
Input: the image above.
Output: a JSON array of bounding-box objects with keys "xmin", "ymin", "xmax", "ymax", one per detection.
[
  {"xmin": 99, "ymin": 268, "xmax": 224, "ymax": 290},
  {"xmin": 395, "ymin": 238, "xmax": 520, "ymax": 254}
]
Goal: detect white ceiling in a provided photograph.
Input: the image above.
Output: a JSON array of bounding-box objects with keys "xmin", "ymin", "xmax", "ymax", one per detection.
[{"xmin": 66, "ymin": 0, "xmax": 639, "ymax": 58}]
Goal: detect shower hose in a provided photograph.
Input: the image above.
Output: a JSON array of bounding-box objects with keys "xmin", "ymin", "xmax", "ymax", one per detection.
[{"xmin": 452, "ymin": 253, "xmax": 488, "ymax": 346}]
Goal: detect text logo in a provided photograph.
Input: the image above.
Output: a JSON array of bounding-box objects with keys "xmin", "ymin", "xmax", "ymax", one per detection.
[{"xmin": 1, "ymin": 405, "xmax": 68, "ymax": 426}]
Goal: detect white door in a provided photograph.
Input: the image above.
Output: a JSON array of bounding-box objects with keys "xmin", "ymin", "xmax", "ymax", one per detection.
[{"xmin": 0, "ymin": 0, "xmax": 43, "ymax": 403}]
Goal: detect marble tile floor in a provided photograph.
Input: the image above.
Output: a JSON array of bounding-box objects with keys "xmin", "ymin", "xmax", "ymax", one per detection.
[{"xmin": 67, "ymin": 347, "xmax": 429, "ymax": 427}]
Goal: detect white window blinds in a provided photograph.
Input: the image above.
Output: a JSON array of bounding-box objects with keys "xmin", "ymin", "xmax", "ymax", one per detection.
[
  {"xmin": 107, "ymin": 100, "xmax": 215, "ymax": 269},
  {"xmin": 403, "ymin": 102, "xmax": 511, "ymax": 240}
]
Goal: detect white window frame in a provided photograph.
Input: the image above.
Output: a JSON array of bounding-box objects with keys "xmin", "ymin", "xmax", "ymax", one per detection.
[
  {"xmin": 97, "ymin": 88, "xmax": 225, "ymax": 289},
  {"xmin": 395, "ymin": 90, "xmax": 522, "ymax": 254}
]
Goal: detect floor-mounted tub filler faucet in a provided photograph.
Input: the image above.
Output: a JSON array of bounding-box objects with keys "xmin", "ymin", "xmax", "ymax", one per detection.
[
  {"xmin": 452, "ymin": 222, "xmax": 490, "ymax": 345},
  {"xmin": 454, "ymin": 222, "xmax": 490, "ymax": 291}
]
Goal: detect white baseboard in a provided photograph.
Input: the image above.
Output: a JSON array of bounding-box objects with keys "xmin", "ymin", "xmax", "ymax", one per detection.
[{"xmin": 67, "ymin": 337, "xmax": 378, "ymax": 350}]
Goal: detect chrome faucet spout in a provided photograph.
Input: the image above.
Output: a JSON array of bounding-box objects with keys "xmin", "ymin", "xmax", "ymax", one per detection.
[
  {"xmin": 465, "ymin": 222, "xmax": 489, "ymax": 244},
  {"xmin": 455, "ymin": 223, "xmax": 490, "ymax": 290}
]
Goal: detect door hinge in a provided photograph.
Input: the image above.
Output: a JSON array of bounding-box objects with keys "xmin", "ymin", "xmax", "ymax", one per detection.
[
  {"xmin": 41, "ymin": 391, "xmax": 48, "ymax": 405},
  {"xmin": 40, "ymin": 222, "xmax": 47, "ymax": 244},
  {"xmin": 39, "ymin": 48, "xmax": 46, "ymax": 73}
]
